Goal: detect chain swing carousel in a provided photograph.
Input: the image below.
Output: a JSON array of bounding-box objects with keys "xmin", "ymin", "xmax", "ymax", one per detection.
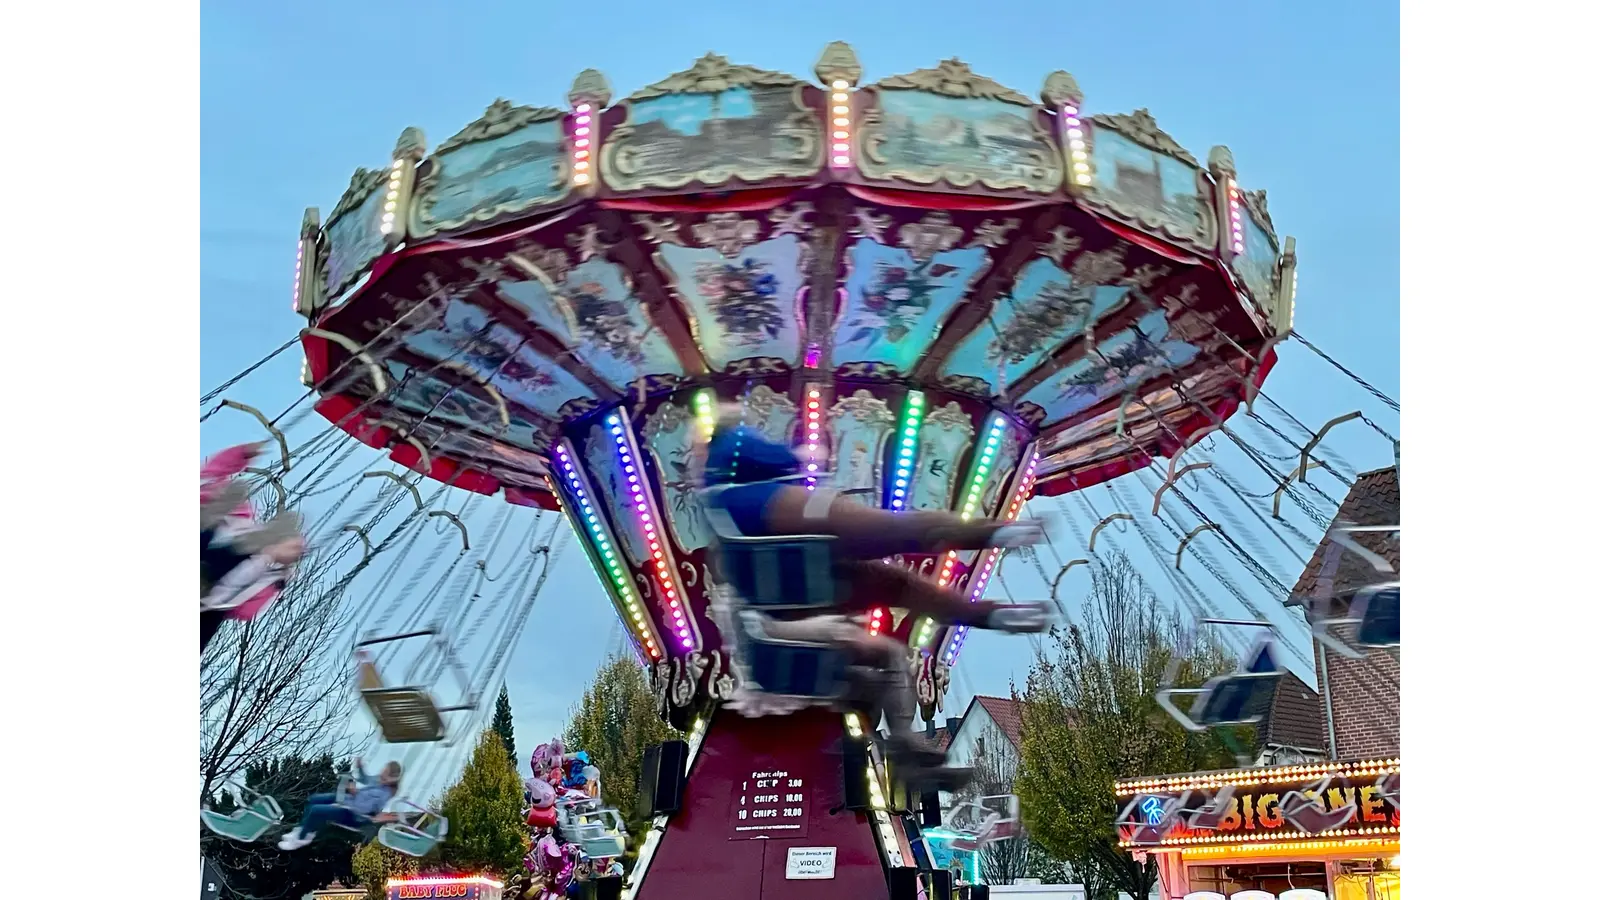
[{"xmin": 287, "ymin": 43, "xmax": 1300, "ymax": 900}]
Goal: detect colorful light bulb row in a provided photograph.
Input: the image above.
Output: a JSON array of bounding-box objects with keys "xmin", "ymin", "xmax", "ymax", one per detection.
[
  {"xmin": 803, "ymin": 386, "xmax": 825, "ymax": 490},
  {"xmin": 607, "ymin": 412, "xmax": 697, "ymax": 650},
  {"xmin": 944, "ymin": 450, "xmax": 1039, "ymax": 665},
  {"xmin": 959, "ymin": 417, "xmax": 1008, "ymax": 521},
  {"xmin": 888, "ymin": 391, "xmax": 925, "ymax": 511},
  {"xmin": 829, "ymin": 80, "xmax": 853, "ymax": 169},
  {"xmin": 1226, "ymin": 178, "xmax": 1245, "ymax": 256},
  {"xmin": 380, "ymin": 159, "xmax": 404, "ymax": 236},
  {"xmin": 553, "ymin": 443, "xmax": 661, "ymax": 660},
  {"xmin": 1063, "ymin": 105, "xmax": 1091, "ymax": 187},
  {"xmin": 572, "ymin": 103, "xmax": 594, "ymax": 187},
  {"xmin": 291, "ymin": 236, "xmax": 307, "ymax": 314},
  {"xmin": 693, "ymin": 389, "xmax": 715, "ymax": 441}
]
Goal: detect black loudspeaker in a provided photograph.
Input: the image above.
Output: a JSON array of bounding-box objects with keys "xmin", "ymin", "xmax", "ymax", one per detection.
[
  {"xmin": 581, "ymin": 876, "xmax": 623, "ymax": 900},
  {"xmin": 966, "ymin": 886, "xmax": 991, "ymax": 900},
  {"xmin": 637, "ymin": 740, "xmax": 689, "ymax": 819},
  {"xmin": 927, "ymin": 869, "xmax": 954, "ymax": 900},
  {"xmin": 919, "ymin": 789, "xmax": 942, "ymax": 828},
  {"xmin": 889, "ymin": 867, "xmax": 922, "ymax": 900},
  {"xmin": 842, "ymin": 738, "xmax": 871, "ymax": 810}
]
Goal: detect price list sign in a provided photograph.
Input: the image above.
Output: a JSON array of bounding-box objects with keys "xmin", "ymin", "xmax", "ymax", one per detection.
[{"xmin": 728, "ymin": 769, "xmax": 810, "ymax": 840}]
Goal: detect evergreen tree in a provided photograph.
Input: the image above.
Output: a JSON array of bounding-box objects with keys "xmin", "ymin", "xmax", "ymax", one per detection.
[
  {"xmin": 491, "ymin": 684, "xmax": 518, "ymax": 767},
  {"xmin": 563, "ymin": 654, "xmax": 681, "ymax": 867},
  {"xmin": 437, "ymin": 729, "xmax": 528, "ymax": 876},
  {"xmin": 203, "ymin": 754, "xmax": 357, "ymax": 899}
]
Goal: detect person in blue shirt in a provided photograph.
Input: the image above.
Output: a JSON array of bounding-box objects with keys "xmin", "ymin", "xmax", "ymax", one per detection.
[{"xmin": 276, "ymin": 759, "xmax": 402, "ymax": 850}]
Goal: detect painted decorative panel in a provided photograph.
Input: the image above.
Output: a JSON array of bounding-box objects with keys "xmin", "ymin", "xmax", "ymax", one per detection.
[
  {"xmin": 381, "ymin": 359, "xmax": 544, "ymax": 451},
  {"xmin": 583, "ymin": 423, "xmax": 653, "ymax": 567},
  {"xmin": 496, "ymin": 255, "xmax": 685, "ymax": 389},
  {"xmin": 828, "ymin": 390, "xmax": 896, "ymax": 506},
  {"xmin": 911, "ymin": 402, "xmax": 975, "ymax": 511},
  {"xmin": 1017, "ymin": 309, "xmax": 1202, "ymax": 426},
  {"xmin": 741, "ymin": 385, "xmax": 798, "ymax": 446},
  {"xmin": 834, "ymin": 239, "xmax": 989, "ymax": 374},
  {"xmin": 323, "ymin": 169, "xmax": 389, "ymax": 298},
  {"xmin": 1084, "ymin": 111, "xmax": 1214, "ymax": 250},
  {"xmin": 600, "ymin": 62, "xmax": 823, "ymax": 191},
  {"xmin": 656, "ymin": 234, "xmax": 806, "ymax": 370},
  {"xmin": 401, "ymin": 298, "xmax": 598, "ymax": 419},
  {"xmin": 410, "ymin": 102, "xmax": 569, "ymax": 237},
  {"xmin": 643, "ymin": 401, "xmax": 713, "ymax": 554},
  {"xmin": 939, "ymin": 252, "xmax": 1134, "ymax": 392},
  {"xmin": 1234, "ymin": 200, "xmax": 1279, "ymax": 310}
]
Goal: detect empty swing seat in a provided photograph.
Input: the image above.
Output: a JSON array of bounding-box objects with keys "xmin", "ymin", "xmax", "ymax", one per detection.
[
  {"xmin": 1193, "ymin": 671, "xmax": 1281, "ymax": 726},
  {"xmin": 378, "ymin": 801, "xmax": 449, "ymax": 857},
  {"xmin": 354, "ymin": 649, "xmax": 468, "ymax": 744},
  {"xmin": 200, "ymin": 792, "xmax": 284, "ymax": 843},
  {"xmin": 1279, "ymin": 787, "xmax": 1357, "ymax": 834},
  {"xmin": 738, "ymin": 612, "xmax": 850, "ymax": 699},
  {"xmin": 563, "ymin": 804, "xmax": 627, "ymax": 859}
]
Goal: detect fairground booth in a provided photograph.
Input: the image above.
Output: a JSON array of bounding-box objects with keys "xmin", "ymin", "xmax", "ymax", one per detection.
[{"xmin": 1116, "ymin": 469, "xmax": 1400, "ymax": 900}]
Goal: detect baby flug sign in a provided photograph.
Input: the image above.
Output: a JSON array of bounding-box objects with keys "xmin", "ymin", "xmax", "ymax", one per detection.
[{"xmin": 386, "ymin": 876, "xmax": 504, "ymax": 900}]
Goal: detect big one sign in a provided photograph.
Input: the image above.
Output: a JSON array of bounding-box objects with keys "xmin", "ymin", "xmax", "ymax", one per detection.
[{"xmin": 1118, "ymin": 771, "xmax": 1399, "ymax": 846}]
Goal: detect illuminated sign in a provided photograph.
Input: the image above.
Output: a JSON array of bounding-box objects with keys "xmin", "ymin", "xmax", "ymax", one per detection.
[
  {"xmin": 386, "ymin": 876, "xmax": 502, "ymax": 900},
  {"xmin": 1118, "ymin": 770, "xmax": 1399, "ymax": 848},
  {"xmin": 729, "ymin": 768, "xmax": 811, "ymax": 840}
]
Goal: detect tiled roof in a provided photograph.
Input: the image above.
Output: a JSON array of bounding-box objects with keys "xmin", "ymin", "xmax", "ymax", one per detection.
[
  {"xmin": 924, "ymin": 723, "xmax": 954, "ymax": 752},
  {"xmin": 973, "ymin": 695, "xmax": 1024, "ymax": 749},
  {"xmin": 1255, "ymin": 671, "xmax": 1326, "ymax": 754},
  {"xmin": 1290, "ymin": 467, "xmax": 1400, "ymax": 601}
]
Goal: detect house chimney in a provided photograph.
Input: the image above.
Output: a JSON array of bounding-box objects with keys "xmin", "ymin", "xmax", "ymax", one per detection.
[{"xmin": 945, "ymin": 716, "xmax": 963, "ymax": 737}]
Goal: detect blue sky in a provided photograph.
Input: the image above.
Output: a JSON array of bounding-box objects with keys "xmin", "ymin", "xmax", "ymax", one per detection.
[{"xmin": 202, "ymin": 0, "xmax": 1397, "ymax": 793}]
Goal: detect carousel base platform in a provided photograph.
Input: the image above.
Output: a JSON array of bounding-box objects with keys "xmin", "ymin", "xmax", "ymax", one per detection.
[{"xmin": 631, "ymin": 707, "xmax": 894, "ymax": 900}]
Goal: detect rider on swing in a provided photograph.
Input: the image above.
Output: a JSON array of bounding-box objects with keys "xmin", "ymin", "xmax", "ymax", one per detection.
[{"xmin": 700, "ymin": 407, "xmax": 1052, "ymax": 784}]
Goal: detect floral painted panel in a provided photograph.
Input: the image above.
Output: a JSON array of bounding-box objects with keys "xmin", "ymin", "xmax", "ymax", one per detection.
[
  {"xmin": 644, "ymin": 401, "xmax": 713, "ymax": 554},
  {"xmin": 834, "ymin": 241, "xmax": 989, "ymax": 373},
  {"xmin": 910, "ymin": 403, "xmax": 975, "ymax": 512},
  {"xmin": 401, "ymin": 298, "xmax": 598, "ymax": 419},
  {"xmin": 940, "ymin": 257, "xmax": 1132, "ymax": 392},
  {"xmin": 1016, "ymin": 309, "xmax": 1201, "ymax": 426},
  {"xmin": 828, "ymin": 390, "xmax": 896, "ymax": 506},
  {"xmin": 496, "ymin": 257, "xmax": 684, "ymax": 389},
  {"xmin": 381, "ymin": 359, "xmax": 544, "ymax": 451},
  {"xmin": 657, "ymin": 235, "xmax": 805, "ymax": 370}
]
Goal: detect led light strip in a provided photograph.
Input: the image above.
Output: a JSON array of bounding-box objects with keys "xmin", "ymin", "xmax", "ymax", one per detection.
[
  {"xmin": 1064, "ymin": 103, "xmax": 1091, "ymax": 187},
  {"xmin": 387, "ymin": 876, "xmax": 504, "ymax": 889},
  {"xmin": 553, "ymin": 444, "xmax": 662, "ymax": 660},
  {"xmin": 845, "ymin": 713, "xmax": 888, "ymax": 811},
  {"xmin": 1118, "ymin": 758, "xmax": 1400, "ymax": 796},
  {"xmin": 802, "ymin": 386, "xmax": 826, "ymax": 490},
  {"xmin": 941, "ymin": 446, "xmax": 1040, "ymax": 664},
  {"xmin": 916, "ymin": 418, "xmax": 1015, "ymax": 649},
  {"xmin": 887, "ymin": 391, "xmax": 925, "ymax": 511},
  {"xmin": 829, "ymin": 80, "xmax": 853, "ymax": 169},
  {"xmin": 571, "ymin": 102, "xmax": 595, "ymax": 187},
  {"xmin": 1122, "ymin": 825, "xmax": 1401, "ymax": 849},
  {"xmin": 1226, "ymin": 176, "xmax": 1246, "ymax": 257},
  {"xmin": 1174, "ymin": 837, "xmax": 1400, "ymax": 858},
  {"xmin": 606, "ymin": 411, "xmax": 700, "ymax": 651},
  {"xmin": 692, "ymin": 389, "xmax": 716, "ymax": 441},
  {"xmin": 293, "ymin": 208, "xmax": 319, "ymax": 316},
  {"xmin": 379, "ymin": 158, "xmax": 406, "ymax": 237}
]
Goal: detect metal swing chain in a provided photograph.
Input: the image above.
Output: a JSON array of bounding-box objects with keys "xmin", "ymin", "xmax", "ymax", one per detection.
[{"xmin": 1288, "ymin": 330, "xmax": 1399, "ymax": 413}]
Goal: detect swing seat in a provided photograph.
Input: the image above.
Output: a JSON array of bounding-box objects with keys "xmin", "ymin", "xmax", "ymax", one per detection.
[
  {"xmin": 715, "ymin": 534, "xmax": 841, "ymax": 610},
  {"xmin": 378, "ymin": 800, "xmax": 449, "ymax": 858},
  {"xmin": 1193, "ymin": 670, "xmax": 1281, "ymax": 726},
  {"xmin": 200, "ymin": 794, "xmax": 284, "ymax": 843},
  {"xmin": 362, "ymin": 686, "xmax": 449, "ymax": 743},
  {"xmin": 1375, "ymin": 771, "xmax": 1400, "ymax": 810},
  {"xmin": 1279, "ymin": 789, "xmax": 1357, "ymax": 834},
  {"xmin": 737, "ymin": 612, "xmax": 849, "ymax": 699},
  {"xmin": 559, "ymin": 798, "xmax": 627, "ymax": 859},
  {"xmin": 1354, "ymin": 584, "xmax": 1399, "ymax": 647},
  {"xmin": 946, "ymin": 794, "xmax": 1020, "ymax": 850}
]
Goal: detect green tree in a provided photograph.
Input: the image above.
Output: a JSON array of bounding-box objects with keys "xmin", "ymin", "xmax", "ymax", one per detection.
[
  {"xmin": 351, "ymin": 840, "xmax": 420, "ymax": 900},
  {"xmin": 492, "ymin": 684, "xmax": 518, "ymax": 767},
  {"xmin": 203, "ymin": 754, "xmax": 357, "ymax": 899},
  {"xmin": 437, "ymin": 729, "xmax": 529, "ymax": 876},
  {"xmin": 563, "ymin": 654, "xmax": 680, "ymax": 864},
  {"xmin": 1014, "ymin": 551, "xmax": 1241, "ymax": 900}
]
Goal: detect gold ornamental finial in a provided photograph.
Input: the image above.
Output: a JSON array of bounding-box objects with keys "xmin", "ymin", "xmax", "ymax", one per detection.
[
  {"xmin": 568, "ymin": 69, "xmax": 613, "ymax": 108},
  {"xmin": 1207, "ymin": 145, "xmax": 1237, "ymax": 180},
  {"xmin": 814, "ymin": 41, "xmax": 862, "ymax": 88},
  {"xmin": 393, "ymin": 127, "xmax": 426, "ymax": 163},
  {"xmin": 1041, "ymin": 70, "xmax": 1083, "ymax": 108}
]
